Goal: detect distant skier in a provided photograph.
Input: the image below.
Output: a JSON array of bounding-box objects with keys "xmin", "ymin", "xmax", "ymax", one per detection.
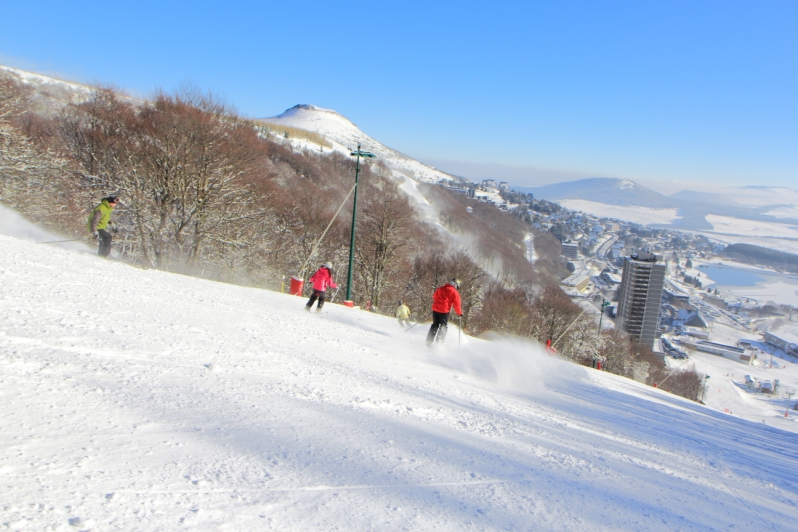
[
  {"xmin": 396, "ymin": 301, "xmax": 411, "ymax": 327},
  {"xmin": 87, "ymin": 195, "xmax": 120, "ymax": 257},
  {"xmin": 426, "ymin": 278, "xmax": 463, "ymax": 345},
  {"xmin": 305, "ymin": 262, "xmax": 337, "ymax": 313}
]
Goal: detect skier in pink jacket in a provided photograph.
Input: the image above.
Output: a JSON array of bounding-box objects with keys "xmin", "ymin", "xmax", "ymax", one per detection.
[{"xmin": 305, "ymin": 262, "xmax": 338, "ymax": 312}]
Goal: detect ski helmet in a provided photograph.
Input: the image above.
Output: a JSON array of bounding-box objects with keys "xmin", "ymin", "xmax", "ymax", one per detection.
[
  {"xmin": 324, "ymin": 262, "xmax": 332, "ymax": 269},
  {"xmin": 451, "ymin": 278, "xmax": 461, "ymax": 289}
]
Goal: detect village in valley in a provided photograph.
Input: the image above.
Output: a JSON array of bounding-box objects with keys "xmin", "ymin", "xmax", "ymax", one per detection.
[{"xmin": 445, "ymin": 177, "xmax": 798, "ymax": 428}]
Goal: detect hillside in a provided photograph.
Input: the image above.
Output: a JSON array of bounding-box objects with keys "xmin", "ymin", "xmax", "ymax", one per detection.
[
  {"xmin": 2, "ymin": 215, "xmax": 798, "ymax": 530},
  {"xmin": 1, "ymin": 65, "xmax": 554, "ymax": 297}
]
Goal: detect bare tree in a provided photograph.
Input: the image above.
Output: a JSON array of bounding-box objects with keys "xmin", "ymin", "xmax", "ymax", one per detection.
[
  {"xmin": 59, "ymin": 87, "xmax": 269, "ymax": 270},
  {"xmin": 528, "ymin": 285, "xmax": 583, "ymax": 348},
  {"xmin": 0, "ymin": 77, "xmax": 72, "ymax": 228},
  {"xmin": 355, "ymin": 178, "xmax": 414, "ymax": 309}
]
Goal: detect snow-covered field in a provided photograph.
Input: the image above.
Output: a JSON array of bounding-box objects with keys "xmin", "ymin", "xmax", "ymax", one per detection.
[
  {"xmin": 764, "ymin": 205, "xmax": 798, "ymax": 220},
  {"xmin": 705, "ymin": 215, "xmax": 798, "ymax": 239},
  {"xmin": 2, "ymin": 222, "xmax": 798, "ymax": 530},
  {"xmin": 557, "ymin": 199, "xmax": 681, "ymax": 226},
  {"xmin": 668, "ymin": 346, "xmax": 798, "ymax": 424}
]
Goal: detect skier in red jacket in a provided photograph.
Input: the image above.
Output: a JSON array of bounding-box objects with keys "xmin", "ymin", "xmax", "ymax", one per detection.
[
  {"xmin": 305, "ymin": 262, "xmax": 338, "ymax": 312},
  {"xmin": 426, "ymin": 278, "xmax": 463, "ymax": 345}
]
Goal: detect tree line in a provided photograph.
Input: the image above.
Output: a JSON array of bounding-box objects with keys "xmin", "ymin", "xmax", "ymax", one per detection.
[{"xmin": 722, "ymin": 243, "xmax": 798, "ymax": 274}]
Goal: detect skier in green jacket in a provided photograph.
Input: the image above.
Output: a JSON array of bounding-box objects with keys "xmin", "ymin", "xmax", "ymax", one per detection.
[{"xmin": 87, "ymin": 195, "xmax": 119, "ymax": 257}]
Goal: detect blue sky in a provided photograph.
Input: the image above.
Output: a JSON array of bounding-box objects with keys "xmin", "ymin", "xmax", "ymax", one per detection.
[{"xmin": 1, "ymin": 1, "xmax": 796, "ymax": 190}]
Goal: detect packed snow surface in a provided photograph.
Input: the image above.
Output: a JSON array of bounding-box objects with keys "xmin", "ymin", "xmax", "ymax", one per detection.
[{"xmin": 2, "ymin": 230, "xmax": 798, "ymax": 530}]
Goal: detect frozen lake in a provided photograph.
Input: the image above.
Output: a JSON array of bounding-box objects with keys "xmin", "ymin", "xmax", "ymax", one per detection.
[
  {"xmin": 698, "ymin": 263, "xmax": 798, "ymax": 306},
  {"xmin": 698, "ymin": 265, "xmax": 765, "ymax": 287}
]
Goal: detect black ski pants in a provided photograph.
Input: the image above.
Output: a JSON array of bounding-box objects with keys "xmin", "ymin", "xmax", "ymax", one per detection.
[
  {"xmin": 306, "ymin": 289, "xmax": 326, "ymax": 310},
  {"xmin": 426, "ymin": 311, "xmax": 449, "ymax": 344},
  {"xmin": 97, "ymin": 229, "xmax": 113, "ymax": 257}
]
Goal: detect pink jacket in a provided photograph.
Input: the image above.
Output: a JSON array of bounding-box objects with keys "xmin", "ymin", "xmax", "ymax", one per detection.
[{"xmin": 310, "ymin": 267, "xmax": 337, "ymax": 292}]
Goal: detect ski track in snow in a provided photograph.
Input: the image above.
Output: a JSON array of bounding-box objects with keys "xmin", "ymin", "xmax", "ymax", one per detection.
[{"xmin": 1, "ymin": 234, "xmax": 798, "ymax": 531}]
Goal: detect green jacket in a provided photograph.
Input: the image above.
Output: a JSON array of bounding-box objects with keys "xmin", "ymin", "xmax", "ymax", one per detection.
[{"xmin": 87, "ymin": 200, "xmax": 114, "ymax": 232}]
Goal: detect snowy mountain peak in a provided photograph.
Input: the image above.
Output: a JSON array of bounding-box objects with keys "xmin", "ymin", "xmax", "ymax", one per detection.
[
  {"xmin": 267, "ymin": 103, "xmax": 364, "ymax": 146},
  {"xmin": 275, "ymin": 103, "xmax": 358, "ymax": 127},
  {"xmin": 279, "ymin": 104, "xmax": 349, "ymax": 119},
  {"xmin": 261, "ymin": 104, "xmax": 455, "ymax": 184}
]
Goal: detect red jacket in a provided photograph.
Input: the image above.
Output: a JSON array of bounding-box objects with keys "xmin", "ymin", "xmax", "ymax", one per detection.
[
  {"xmin": 432, "ymin": 283, "xmax": 462, "ymax": 315},
  {"xmin": 310, "ymin": 267, "xmax": 337, "ymax": 292}
]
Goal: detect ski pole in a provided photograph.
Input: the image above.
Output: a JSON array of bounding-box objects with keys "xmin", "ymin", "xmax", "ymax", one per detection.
[
  {"xmin": 404, "ymin": 321, "xmax": 419, "ymax": 332},
  {"xmin": 458, "ymin": 316, "xmax": 461, "ymax": 346},
  {"xmin": 37, "ymin": 238, "xmax": 86, "ymax": 245}
]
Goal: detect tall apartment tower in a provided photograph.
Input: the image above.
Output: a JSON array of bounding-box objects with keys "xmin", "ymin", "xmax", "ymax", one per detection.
[
  {"xmin": 561, "ymin": 242, "xmax": 579, "ymax": 260},
  {"xmin": 616, "ymin": 252, "xmax": 666, "ymax": 347}
]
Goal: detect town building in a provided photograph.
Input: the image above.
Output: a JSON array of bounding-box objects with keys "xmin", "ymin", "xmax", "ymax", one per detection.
[
  {"xmin": 693, "ymin": 341, "xmax": 754, "ymax": 364},
  {"xmin": 764, "ymin": 330, "xmax": 798, "ymax": 356},
  {"xmin": 561, "ymin": 242, "xmax": 579, "ymax": 260},
  {"xmin": 561, "ymin": 272, "xmax": 590, "ymax": 292},
  {"xmin": 673, "ymin": 309, "xmax": 708, "ymax": 329},
  {"xmin": 615, "ymin": 252, "xmax": 666, "ymax": 346}
]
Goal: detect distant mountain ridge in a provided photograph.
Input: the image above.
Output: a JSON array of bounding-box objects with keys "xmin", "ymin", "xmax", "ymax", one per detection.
[{"xmin": 515, "ymin": 177, "xmax": 678, "ymax": 208}]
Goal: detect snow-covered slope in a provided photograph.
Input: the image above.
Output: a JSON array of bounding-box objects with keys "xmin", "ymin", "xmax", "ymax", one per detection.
[
  {"xmin": 0, "ymin": 65, "xmax": 95, "ymax": 116},
  {"xmin": 262, "ymin": 104, "xmax": 455, "ymax": 184},
  {"xmin": 1, "ymin": 218, "xmax": 797, "ymax": 530}
]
